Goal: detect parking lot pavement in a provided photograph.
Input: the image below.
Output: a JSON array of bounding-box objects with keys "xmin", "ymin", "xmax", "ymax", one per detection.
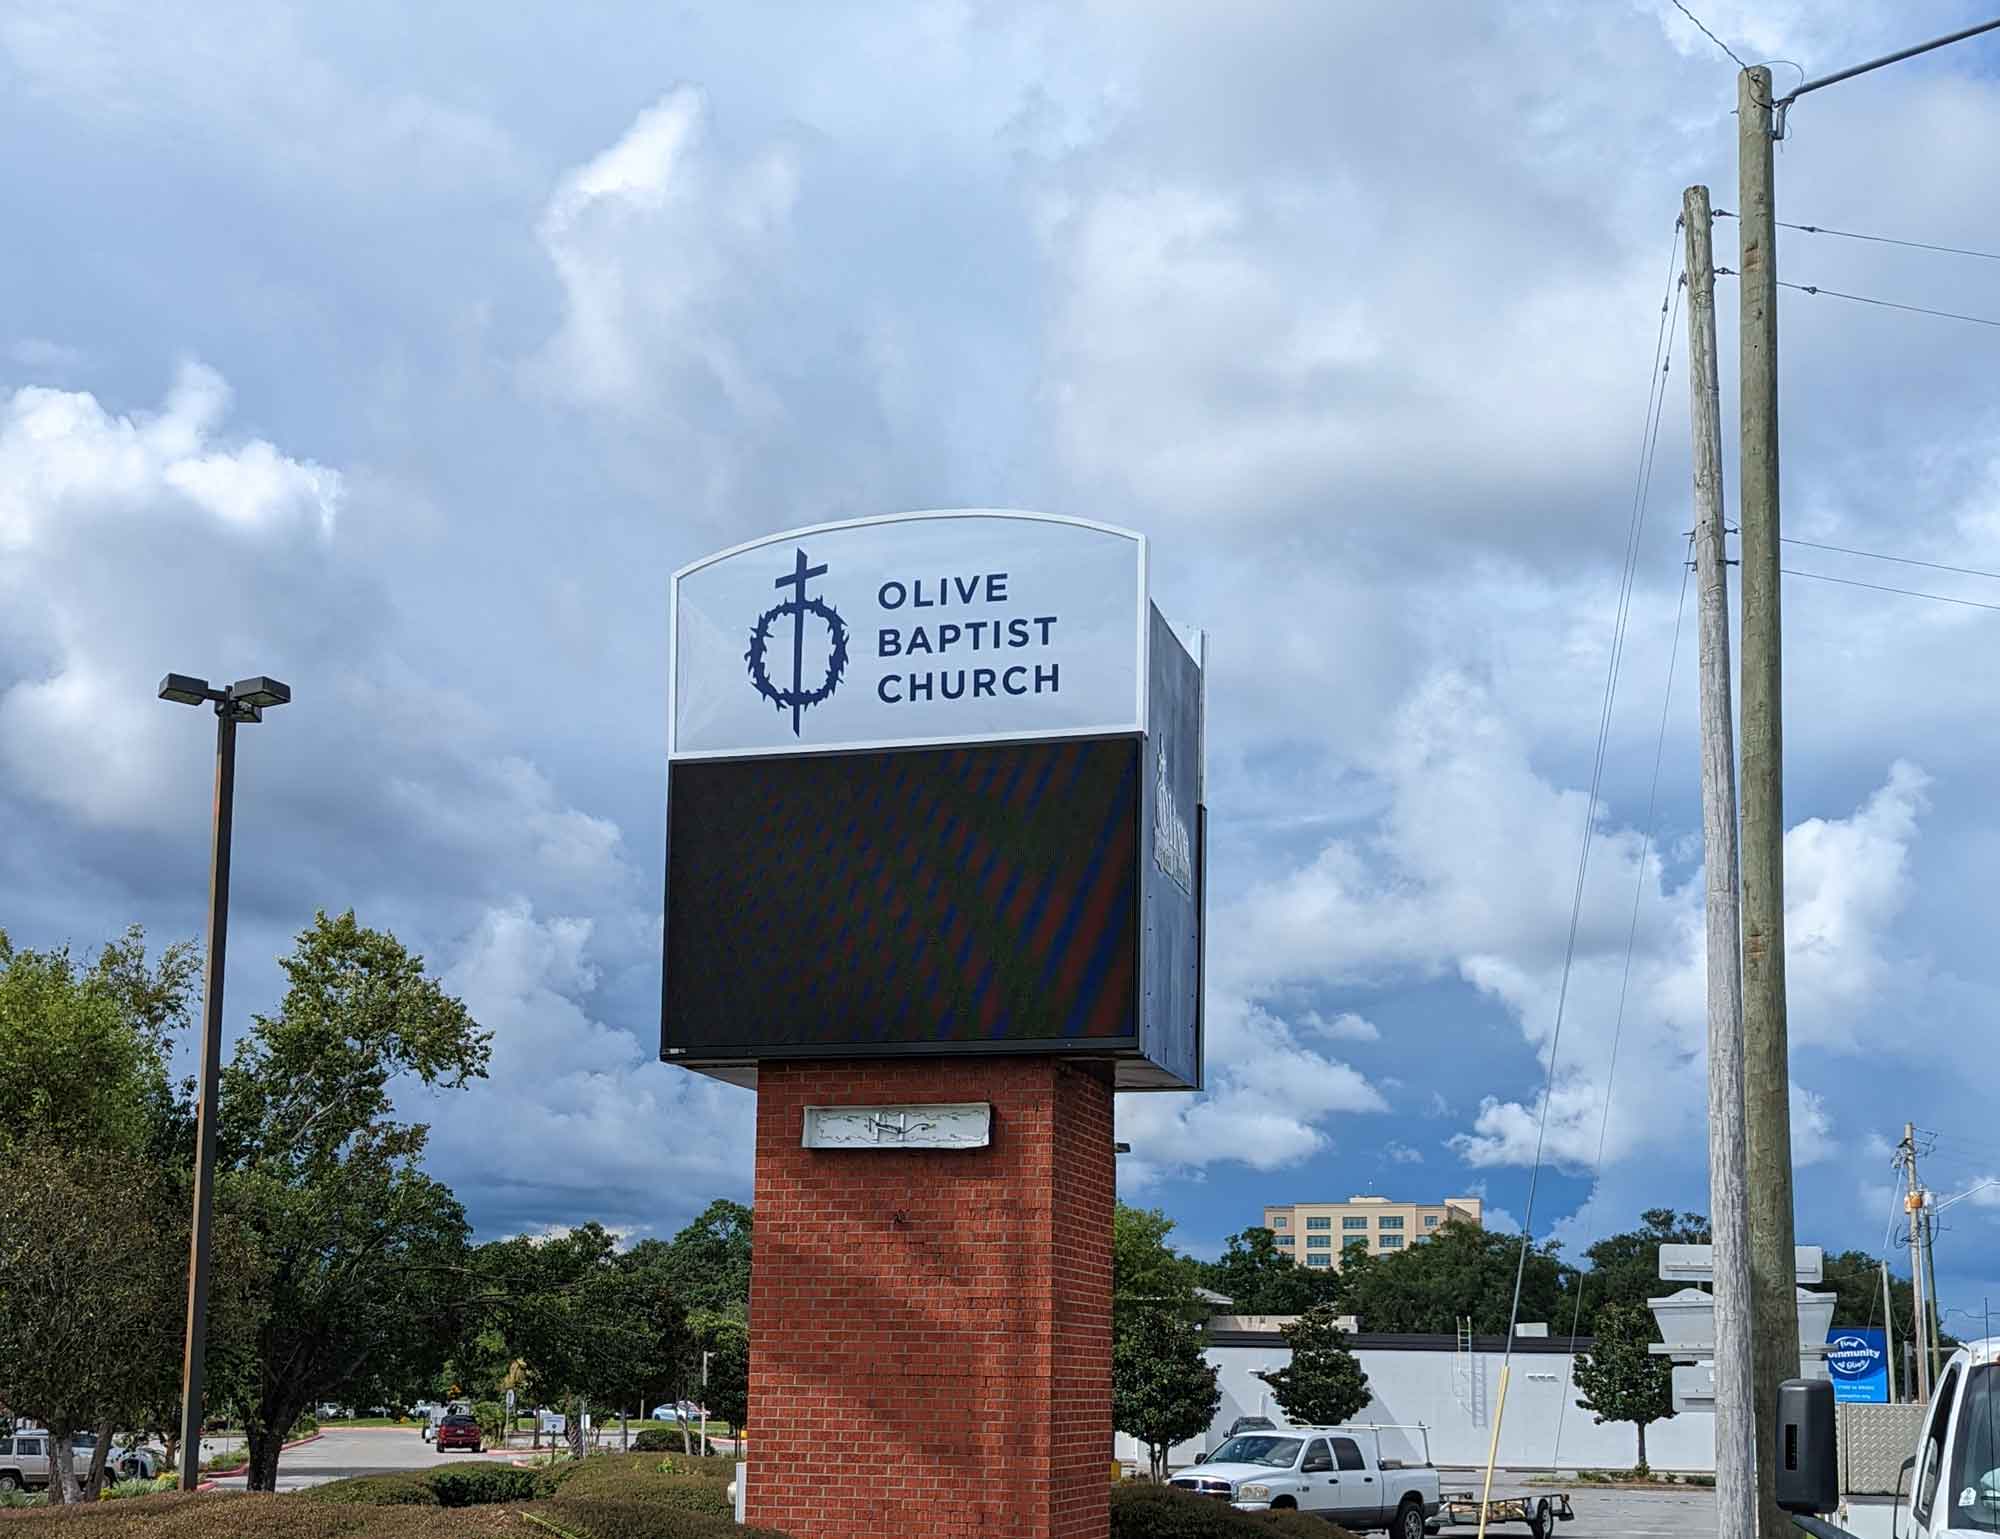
[
  {"xmin": 1433, "ymin": 1473, "xmax": 1719, "ymax": 1539},
  {"xmin": 209, "ymin": 1427, "xmax": 461, "ymax": 1492}
]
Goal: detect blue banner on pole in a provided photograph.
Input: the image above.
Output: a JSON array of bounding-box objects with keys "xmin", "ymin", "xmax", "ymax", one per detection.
[{"xmin": 1826, "ymin": 1327, "xmax": 1890, "ymax": 1403}]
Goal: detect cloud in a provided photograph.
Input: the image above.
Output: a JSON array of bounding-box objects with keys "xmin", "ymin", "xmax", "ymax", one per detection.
[
  {"xmin": 532, "ymin": 88, "xmax": 799, "ymax": 418},
  {"xmin": 0, "ymin": 364, "xmax": 342, "ymax": 827},
  {"xmin": 1304, "ymin": 1011, "xmax": 1381, "ymax": 1042},
  {"xmin": 1117, "ymin": 995, "xmax": 1388, "ymax": 1186},
  {"xmin": 1385, "ymin": 1142, "xmax": 1424, "ymax": 1166},
  {"xmin": 421, "ymin": 902, "xmax": 754, "ymax": 1236},
  {"xmin": 6, "ymin": 338, "xmax": 86, "ymax": 372}
]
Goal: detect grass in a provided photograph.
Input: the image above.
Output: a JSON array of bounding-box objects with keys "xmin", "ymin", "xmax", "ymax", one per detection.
[{"xmin": 0, "ymin": 1453, "xmax": 768, "ymax": 1538}]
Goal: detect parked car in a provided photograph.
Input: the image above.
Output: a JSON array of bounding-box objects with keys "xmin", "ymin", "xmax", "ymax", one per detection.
[
  {"xmin": 0, "ymin": 1431, "xmax": 53, "ymax": 1492},
  {"xmin": 433, "ymin": 1415, "xmax": 482, "ymax": 1453},
  {"xmin": 1171, "ymin": 1427, "xmax": 1439, "ymax": 1536},
  {"xmin": 1222, "ymin": 1416, "xmax": 1275, "ymax": 1441},
  {"xmin": 110, "ymin": 1446, "xmax": 165, "ymax": 1482},
  {"xmin": 649, "ymin": 1401, "xmax": 702, "ymax": 1422},
  {"xmin": 421, "ymin": 1401, "xmax": 470, "ymax": 1442}
]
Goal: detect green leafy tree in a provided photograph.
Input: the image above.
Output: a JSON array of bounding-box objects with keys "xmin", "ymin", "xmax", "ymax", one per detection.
[
  {"xmin": 1199, "ymin": 1227, "xmax": 1345, "ymax": 1315},
  {"xmin": 216, "ymin": 911, "xmax": 491, "ymax": 1490},
  {"xmin": 1572, "ymin": 1302, "xmax": 1673, "ymax": 1473},
  {"xmin": 0, "ymin": 928, "xmax": 213, "ymax": 1501},
  {"xmin": 1256, "ymin": 1304, "xmax": 1373, "ymax": 1426},
  {"xmin": 478, "ymin": 1221, "xmax": 693, "ymax": 1444},
  {"xmin": 1113, "ymin": 1306, "xmax": 1220, "ymax": 1480},
  {"xmin": 0, "ymin": 932, "xmax": 172, "ymax": 1162},
  {"xmin": 693, "ymin": 1312, "xmax": 749, "ymax": 1434},
  {"xmin": 0, "ymin": 1147, "xmax": 260, "ymax": 1503},
  {"xmin": 1574, "ymin": 1210, "xmax": 1708, "ymax": 1333},
  {"xmin": 1343, "ymin": 1219, "xmax": 1573, "ymax": 1334},
  {"xmin": 1113, "ymin": 1203, "xmax": 1201, "ymax": 1332},
  {"xmin": 1823, "ymin": 1250, "xmax": 1916, "ymax": 1331},
  {"xmin": 651, "ymin": 1198, "xmax": 753, "ymax": 1316}
]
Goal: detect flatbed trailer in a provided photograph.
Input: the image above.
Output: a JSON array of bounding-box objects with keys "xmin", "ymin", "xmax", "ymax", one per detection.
[{"xmin": 1432, "ymin": 1488, "xmax": 1576, "ymax": 1539}]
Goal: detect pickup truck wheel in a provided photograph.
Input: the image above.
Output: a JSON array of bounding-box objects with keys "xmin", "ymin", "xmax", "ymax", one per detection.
[
  {"xmin": 1396, "ymin": 1496, "xmax": 1427, "ymax": 1539},
  {"xmin": 1271, "ymin": 1496, "xmax": 1297, "ymax": 1510}
]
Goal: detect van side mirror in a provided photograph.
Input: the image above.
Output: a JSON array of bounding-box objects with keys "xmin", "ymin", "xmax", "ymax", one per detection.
[{"xmin": 1776, "ymin": 1378, "xmax": 1839, "ymax": 1516}]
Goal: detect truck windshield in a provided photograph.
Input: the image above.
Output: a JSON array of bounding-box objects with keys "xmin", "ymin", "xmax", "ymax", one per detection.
[
  {"xmin": 1949, "ymin": 1365, "xmax": 2000, "ymax": 1531},
  {"xmin": 1210, "ymin": 1436, "xmax": 1303, "ymax": 1468}
]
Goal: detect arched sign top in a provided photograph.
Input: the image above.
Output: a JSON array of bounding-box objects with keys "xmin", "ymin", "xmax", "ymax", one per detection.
[{"xmin": 669, "ymin": 510, "xmax": 1149, "ymax": 760}]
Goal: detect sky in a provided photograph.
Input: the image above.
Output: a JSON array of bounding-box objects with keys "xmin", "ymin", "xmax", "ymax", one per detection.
[{"xmin": 6, "ymin": 0, "xmax": 2000, "ymax": 1329}]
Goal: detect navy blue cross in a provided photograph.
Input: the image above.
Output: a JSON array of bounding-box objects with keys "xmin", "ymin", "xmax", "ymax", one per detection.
[{"xmin": 776, "ymin": 547, "xmax": 828, "ymax": 736}]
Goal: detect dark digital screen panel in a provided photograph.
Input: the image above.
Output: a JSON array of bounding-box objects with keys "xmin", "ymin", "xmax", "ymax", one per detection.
[{"xmin": 664, "ymin": 739, "xmax": 1139, "ymax": 1060}]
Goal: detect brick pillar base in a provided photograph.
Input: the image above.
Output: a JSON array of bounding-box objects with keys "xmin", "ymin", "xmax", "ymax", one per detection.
[{"xmin": 746, "ymin": 1058, "xmax": 1114, "ymax": 1539}]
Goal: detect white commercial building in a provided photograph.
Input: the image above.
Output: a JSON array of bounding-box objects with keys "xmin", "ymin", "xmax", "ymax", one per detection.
[{"xmin": 1116, "ymin": 1329, "xmax": 1717, "ymax": 1475}]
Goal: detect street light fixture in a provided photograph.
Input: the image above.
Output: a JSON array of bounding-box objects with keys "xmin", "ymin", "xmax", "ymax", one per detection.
[{"xmin": 157, "ymin": 671, "xmax": 290, "ymax": 1490}]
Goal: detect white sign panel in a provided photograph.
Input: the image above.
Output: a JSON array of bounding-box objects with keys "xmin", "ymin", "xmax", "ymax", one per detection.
[{"xmin": 670, "ymin": 510, "xmax": 1147, "ymax": 758}]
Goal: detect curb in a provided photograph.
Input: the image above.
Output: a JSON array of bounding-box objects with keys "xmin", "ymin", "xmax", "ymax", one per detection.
[{"xmin": 201, "ymin": 1429, "xmax": 327, "ymax": 1479}]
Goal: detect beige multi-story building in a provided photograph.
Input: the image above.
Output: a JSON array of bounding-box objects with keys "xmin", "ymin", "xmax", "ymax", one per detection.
[{"xmin": 1261, "ymin": 1194, "xmax": 1484, "ymax": 1268}]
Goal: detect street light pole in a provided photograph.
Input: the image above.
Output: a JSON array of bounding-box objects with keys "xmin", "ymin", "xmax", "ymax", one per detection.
[
  {"xmin": 179, "ymin": 699, "xmax": 235, "ymax": 1490},
  {"xmin": 157, "ymin": 672, "xmax": 290, "ymax": 1491}
]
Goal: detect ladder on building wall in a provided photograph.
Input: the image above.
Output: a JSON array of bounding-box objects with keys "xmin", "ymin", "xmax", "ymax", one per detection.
[{"xmin": 1453, "ymin": 1317, "xmax": 1482, "ymax": 1426}]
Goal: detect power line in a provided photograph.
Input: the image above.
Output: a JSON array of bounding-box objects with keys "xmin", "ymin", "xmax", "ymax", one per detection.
[
  {"xmin": 1550, "ymin": 534, "xmax": 1693, "ymax": 1473},
  {"xmin": 1670, "ymin": 0, "xmax": 1751, "ymax": 70},
  {"xmin": 1714, "ymin": 208, "xmax": 2000, "ymax": 262},
  {"xmin": 1784, "ymin": 281, "xmax": 2000, "ymax": 329},
  {"xmin": 1495, "ymin": 221, "xmax": 1683, "ymax": 1460},
  {"xmin": 1716, "ymin": 265, "xmax": 2000, "ymax": 329},
  {"xmin": 1782, "ymin": 566, "xmax": 2000, "ymax": 613},
  {"xmin": 1781, "ymin": 537, "xmax": 2000, "ymax": 585}
]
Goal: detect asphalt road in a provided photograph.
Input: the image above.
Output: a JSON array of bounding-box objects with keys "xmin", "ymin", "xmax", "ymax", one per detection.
[
  {"xmin": 208, "ymin": 1427, "xmax": 477, "ymax": 1492},
  {"xmin": 1431, "ymin": 1475, "xmax": 1719, "ymax": 1539},
  {"xmin": 205, "ymin": 1425, "xmax": 739, "ymax": 1492}
]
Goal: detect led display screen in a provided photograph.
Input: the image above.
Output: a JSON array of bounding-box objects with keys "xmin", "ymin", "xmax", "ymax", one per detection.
[{"xmin": 663, "ymin": 738, "xmax": 1140, "ymax": 1064}]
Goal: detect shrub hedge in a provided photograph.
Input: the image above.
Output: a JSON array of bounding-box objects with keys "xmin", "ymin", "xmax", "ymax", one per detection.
[
  {"xmin": 0, "ymin": 1491, "xmax": 534, "ymax": 1535},
  {"xmin": 535, "ymin": 1496, "xmax": 799, "ymax": 1539},
  {"xmin": 302, "ymin": 1471, "xmax": 441, "ymax": 1506},
  {"xmin": 1109, "ymin": 1481, "xmax": 1365, "ymax": 1538},
  {"xmin": 426, "ymin": 1464, "xmax": 551, "ymax": 1507}
]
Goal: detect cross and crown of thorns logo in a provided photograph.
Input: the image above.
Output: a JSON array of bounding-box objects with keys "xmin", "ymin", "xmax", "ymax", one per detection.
[{"xmin": 745, "ymin": 547, "xmax": 849, "ymax": 736}]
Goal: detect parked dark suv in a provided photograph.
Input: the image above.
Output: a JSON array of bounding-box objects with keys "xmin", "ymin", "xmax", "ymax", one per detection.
[{"xmin": 434, "ymin": 1415, "xmax": 482, "ymax": 1453}]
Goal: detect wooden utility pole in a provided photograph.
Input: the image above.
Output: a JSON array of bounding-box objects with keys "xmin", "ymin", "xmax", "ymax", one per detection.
[
  {"xmin": 1684, "ymin": 182, "xmax": 1758, "ymax": 1539},
  {"xmin": 1737, "ymin": 65, "xmax": 1800, "ymax": 1537},
  {"xmin": 1902, "ymin": 1123, "xmax": 1931, "ymax": 1401},
  {"xmin": 1880, "ymin": 1261, "xmax": 1898, "ymax": 1401}
]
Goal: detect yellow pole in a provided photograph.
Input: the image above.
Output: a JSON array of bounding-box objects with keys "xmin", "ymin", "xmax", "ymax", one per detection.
[{"xmin": 1475, "ymin": 1363, "xmax": 1513, "ymax": 1539}]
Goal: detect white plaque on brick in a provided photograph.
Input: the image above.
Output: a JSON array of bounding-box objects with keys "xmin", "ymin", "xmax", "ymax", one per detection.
[{"xmin": 801, "ymin": 1103, "xmax": 992, "ymax": 1149}]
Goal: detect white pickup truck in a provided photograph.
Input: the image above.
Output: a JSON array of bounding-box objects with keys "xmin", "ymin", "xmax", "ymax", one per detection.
[
  {"xmin": 1785, "ymin": 1336, "xmax": 2000, "ymax": 1539},
  {"xmin": 1169, "ymin": 1425, "xmax": 1441, "ymax": 1538}
]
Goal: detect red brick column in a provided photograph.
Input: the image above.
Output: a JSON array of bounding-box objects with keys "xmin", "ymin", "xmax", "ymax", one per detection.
[{"xmin": 746, "ymin": 1058, "xmax": 1114, "ymax": 1539}]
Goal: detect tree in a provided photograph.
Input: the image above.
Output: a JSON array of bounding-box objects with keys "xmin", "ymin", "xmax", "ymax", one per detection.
[
  {"xmin": 0, "ymin": 1148, "xmax": 259, "ymax": 1503},
  {"xmin": 652, "ymin": 1198, "xmax": 753, "ymax": 1316},
  {"xmin": 624, "ymin": 1202, "xmax": 752, "ymax": 1444},
  {"xmin": 693, "ymin": 1312, "xmax": 749, "ymax": 1434},
  {"xmin": 0, "ymin": 928, "xmax": 211, "ymax": 1501},
  {"xmin": 1823, "ymin": 1250, "xmax": 1916, "ymax": 1331},
  {"xmin": 1200, "ymin": 1227, "xmax": 1345, "ymax": 1316},
  {"xmin": 1342, "ymin": 1219, "xmax": 1573, "ymax": 1334},
  {"xmin": 1575, "ymin": 1210, "xmax": 1709, "ymax": 1333},
  {"xmin": 1256, "ymin": 1304, "xmax": 1372, "ymax": 1426},
  {"xmin": 1572, "ymin": 1302, "xmax": 1673, "ymax": 1473},
  {"xmin": 216, "ymin": 911, "xmax": 491, "ymax": 1490},
  {"xmin": 1113, "ymin": 1203, "xmax": 1201, "ymax": 1332},
  {"xmin": 479, "ymin": 1222, "xmax": 693, "ymax": 1445},
  {"xmin": 1112, "ymin": 1306, "xmax": 1220, "ymax": 1480}
]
